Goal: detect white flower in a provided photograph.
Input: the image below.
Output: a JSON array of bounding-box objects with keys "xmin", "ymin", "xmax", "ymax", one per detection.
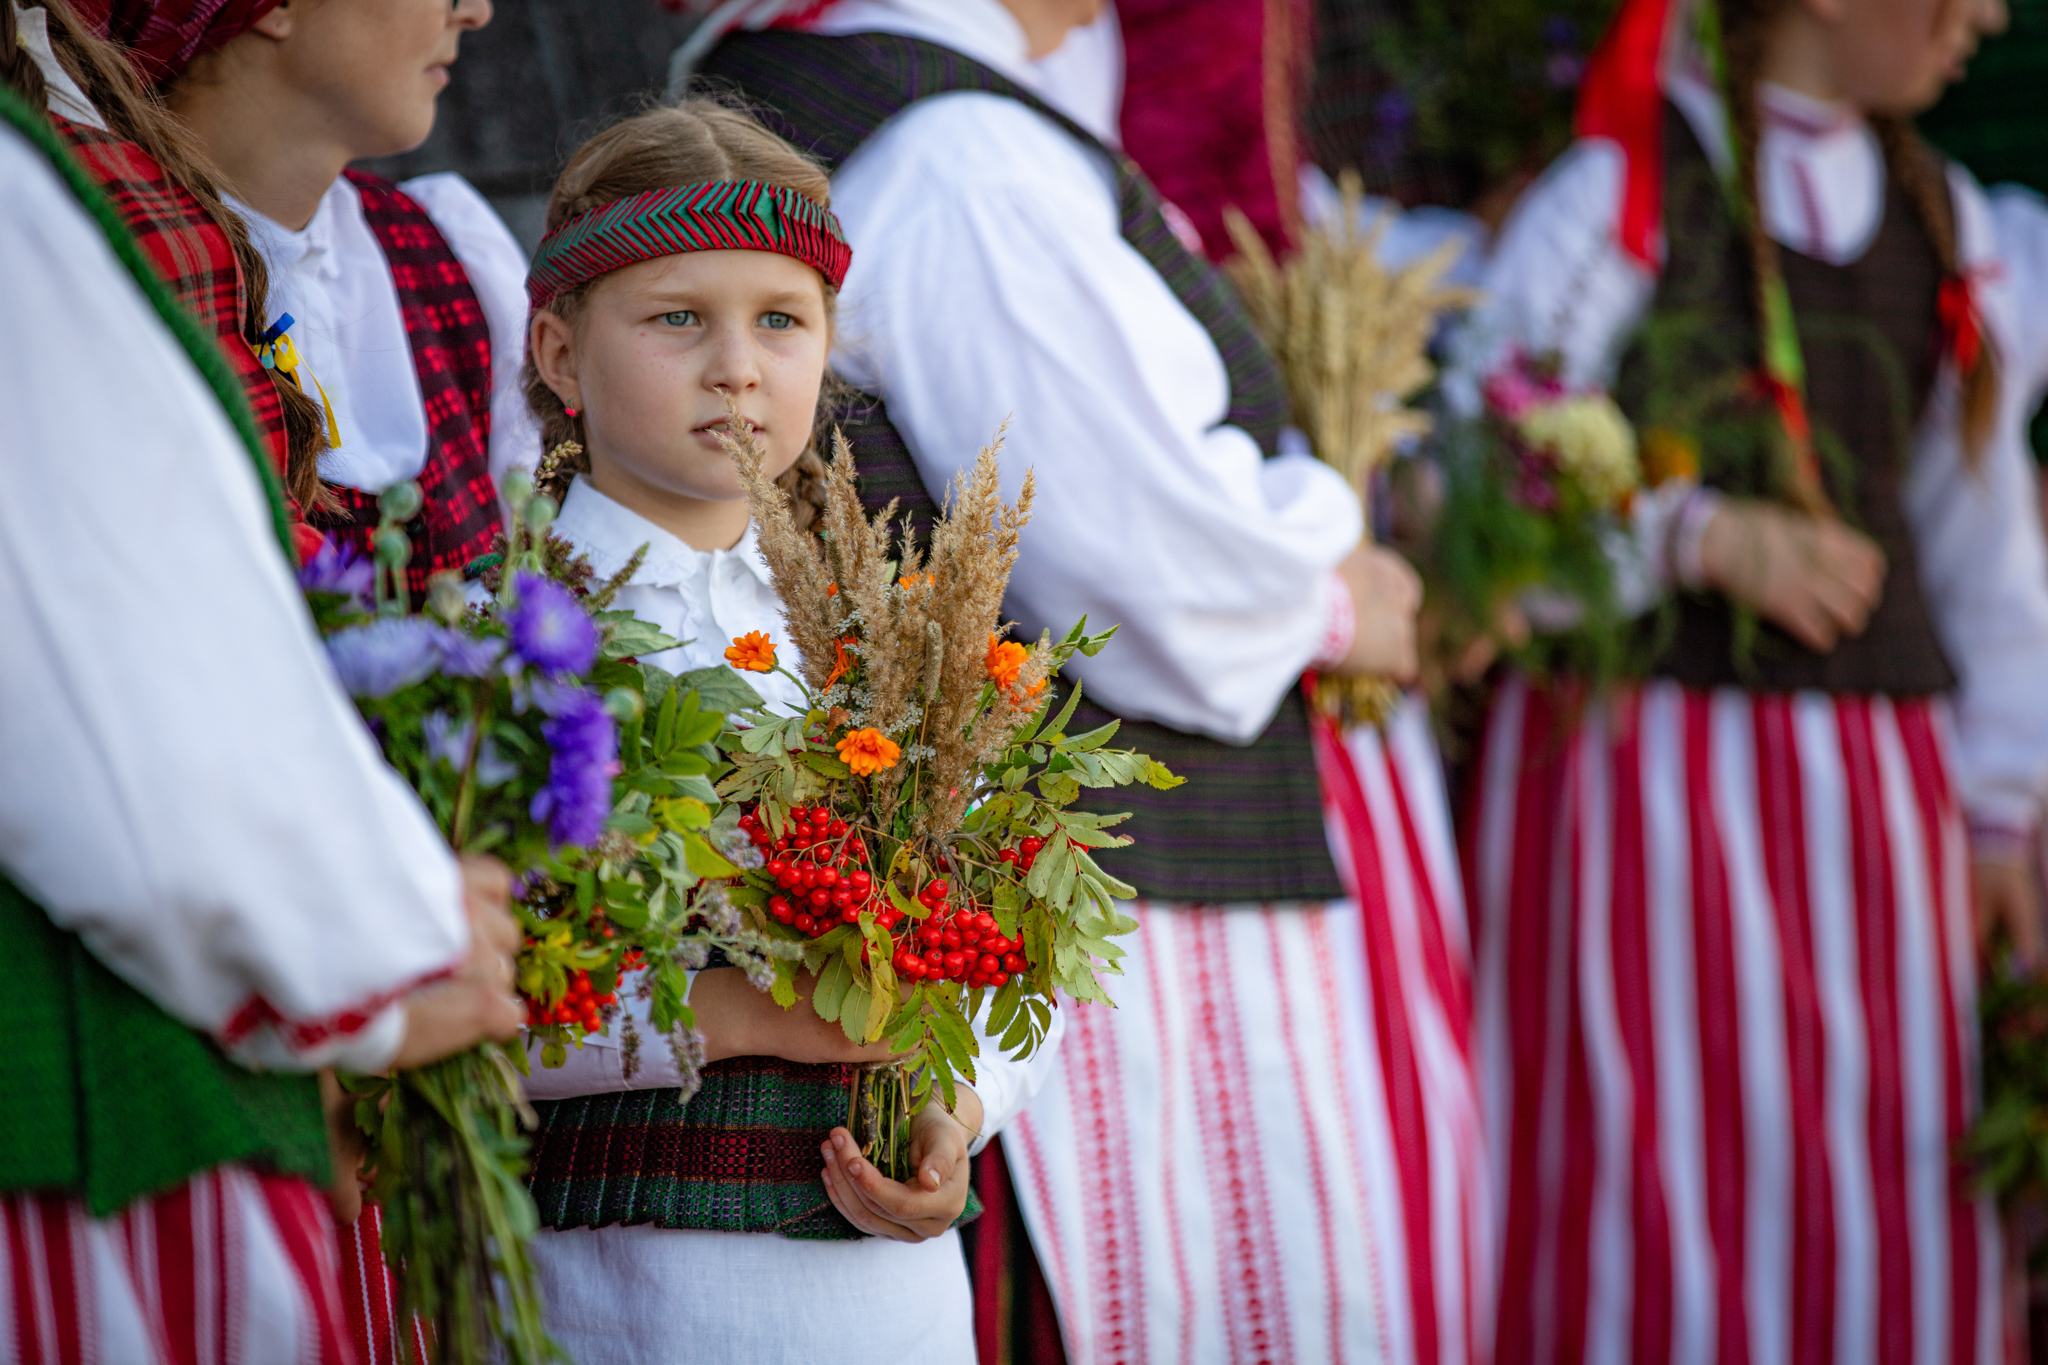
[{"xmin": 1516, "ymin": 395, "xmax": 1640, "ymax": 510}]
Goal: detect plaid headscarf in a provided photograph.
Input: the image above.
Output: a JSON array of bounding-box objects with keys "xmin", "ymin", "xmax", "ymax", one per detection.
[{"xmin": 69, "ymin": 0, "xmax": 286, "ymax": 87}]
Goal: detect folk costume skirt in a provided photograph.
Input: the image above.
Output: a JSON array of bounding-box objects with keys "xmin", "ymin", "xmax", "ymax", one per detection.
[
  {"xmin": 1008, "ymin": 695, "xmax": 1492, "ymax": 1365},
  {"xmin": 0, "ymin": 1166, "xmax": 352, "ymax": 1365},
  {"xmin": 334, "ymin": 1207, "xmax": 429, "ymax": 1365},
  {"xmin": 1468, "ymin": 676, "xmax": 2000, "ymax": 1365}
]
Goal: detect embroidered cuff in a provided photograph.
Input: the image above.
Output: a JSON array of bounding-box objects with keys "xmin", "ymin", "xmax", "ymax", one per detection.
[
  {"xmin": 1667, "ymin": 485, "xmax": 1724, "ymax": 591},
  {"xmin": 218, "ymin": 961, "xmax": 455, "ymax": 1073},
  {"xmin": 1969, "ymin": 818, "xmax": 2036, "ymax": 869},
  {"xmin": 1310, "ymin": 568, "xmax": 1357, "ymax": 671}
]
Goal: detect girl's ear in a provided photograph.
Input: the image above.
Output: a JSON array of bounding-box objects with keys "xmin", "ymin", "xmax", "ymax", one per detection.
[
  {"xmin": 530, "ymin": 309, "xmax": 582, "ymax": 412},
  {"xmin": 250, "ymin": 0, "xmax": 294, "ymax": 40}
]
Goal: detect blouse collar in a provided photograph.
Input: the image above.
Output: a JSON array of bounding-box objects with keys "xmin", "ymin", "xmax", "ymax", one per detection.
[{"xmin": 551, "ymin": 476, "xmax": 776, "ymax": 593}]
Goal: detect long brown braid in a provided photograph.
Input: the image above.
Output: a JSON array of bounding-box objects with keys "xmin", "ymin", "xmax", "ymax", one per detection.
[
  {"xmin": 1, "ymin": 0, "xmax": 331, "ymax": 509},
  {"xmin": 1716, "ymin": 0, "xmax": 1999, "ymax": 467},
  {"xmin": 525, "ymin": 100, "xmax": 842, "ymax": 531}
]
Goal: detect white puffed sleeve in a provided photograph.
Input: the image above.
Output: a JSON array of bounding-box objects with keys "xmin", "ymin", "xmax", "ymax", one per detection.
[
  {"xmin": 1905, "ymin": 170, "xmax": 2048, "ymax": 833},
  {"xmin": 402, "ymin": 172, "xmax": 544, "ymax": 494},
  {"xmin": 0, "ymin": 132, "xmax": 468, "ymax": 1073},
  {"xmin": 829, "ymin": 92, "xmax": 1362, "ymax": 745}
]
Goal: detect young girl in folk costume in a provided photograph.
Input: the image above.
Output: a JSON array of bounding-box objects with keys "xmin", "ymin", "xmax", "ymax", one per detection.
[
  {"xmin": 512, "ymin": 101, "xmax": 1064, "ymax": 1365},
  {"xmin": 1462, "ymin": 0, "xmax": 2048, "ymax": 1357},
  {"xmin": 84, "ymin": 0, "xmax": 536, "ymax": 602},
  {"xmin": 688, "ymin": 3, "xmax": 1477, "ymax": 1363},
  {"xmin": 4, "ymin": 0, "xmax": 329, "ymax": 551}
]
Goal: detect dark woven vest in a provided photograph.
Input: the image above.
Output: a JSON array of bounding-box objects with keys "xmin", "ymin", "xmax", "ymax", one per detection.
[
  {"xmin": 311, "ymin": 172, "xmax": 503, "ymax": 598},
  {"xmin": 1, "ymin": 85, "xmax": 326, "ymax": 1215},
  {"xmin": 527, "ymin": 1057, "xmax": 978, "ymax": 1239},
  {"xmin": 1619, "ymin": 107, "xmax": 1957, "ymax": 695},
  {"xmin": 703, "ymin": 30, "xmax": 1343, "ymax": 903},
  {"xmin": 54, "ymin": 116, "xmax": 292, "ymax": 487}
]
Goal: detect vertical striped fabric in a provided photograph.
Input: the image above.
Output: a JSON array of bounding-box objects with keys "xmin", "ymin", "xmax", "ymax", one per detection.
[
  {"xmin": 1009, "ymin": 698, "xmax": 1489, "ymax": 1365},
  {"xmin": 1467, "ymin": 676, "xmax": 2000, "ymax": 1365},
  {"xmin": 334, "ymin": 1206, "xmax": 430, "ymax": 1365},
  {"xmin": 0, "ymin": 1167, "xmax": 351, "ymax": 1365}
]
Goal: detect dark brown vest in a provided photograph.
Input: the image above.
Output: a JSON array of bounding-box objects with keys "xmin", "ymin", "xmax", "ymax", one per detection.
[{"xmin": 1618, "ymin": 106, "xmax": 1957, "ymax": 695}]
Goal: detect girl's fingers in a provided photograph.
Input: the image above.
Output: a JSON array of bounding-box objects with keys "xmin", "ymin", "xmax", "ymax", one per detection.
[{"xmin": 820, "ymin": 1150, "xmax": 918, "ymax": 1241}]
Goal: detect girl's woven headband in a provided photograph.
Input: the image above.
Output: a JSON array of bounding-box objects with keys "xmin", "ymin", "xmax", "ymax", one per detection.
[{"xmin": 526, "ymin": 179, "xmax": 852, "ymax": 310}]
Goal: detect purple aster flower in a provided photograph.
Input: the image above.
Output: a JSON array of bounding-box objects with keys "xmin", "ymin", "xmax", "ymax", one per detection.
[
  {"xmin": 432, "ymin": 628, "xmax": 509, "ymax": 678},
  {"xmin": 325, "ymin": 616, "xmax": 443, "ymax": 698},
  {"xmin": 423, "ymin": 710, "xmax": 519, "ymax": 788},
  {"xmin": 529, "ymin": 683, "xmax": 618, "ymax": 849},
  {"xmin": 506, "ymin": 572, "xmax": 599, "ymax": 675},
  {"xmin": 299, "ymin": 539, "xmax": 373, "ymax": 608}
]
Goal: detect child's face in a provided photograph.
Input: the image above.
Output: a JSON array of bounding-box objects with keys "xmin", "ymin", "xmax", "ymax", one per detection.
[
  {"xmin": 1813, "ymin": 0, "xmax": 2006, "ymax": 113},
  {"xmin": 534, "ymin": 249, "xmax": 831, "ymax": 506},
  {"xmin": 260, "ymin": 0, "xmax": 491, "ymax": 159}
]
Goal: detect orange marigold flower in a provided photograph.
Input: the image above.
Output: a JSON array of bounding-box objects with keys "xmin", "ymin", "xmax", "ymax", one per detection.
[
  {"xmin": 725, "ymin": 631, "xmax": 776, "ymax": 673},
  {"xmin": 836, "ymin": 727, "xmax": 901, "ymax": 776},
  {"xmin": 826, "ymin": 583, "xmax": 839, "ymax": 597},
  {"xmin": 986, "ymin": 634, "xmax": 1029, "ymax": 691},
  {"xmin": 898, "ymin": 572, "xmax": 934, "ymax": 590},
  {"xmin": 825, "ymin": 636, "xmax": 856, "ymax": 688}
]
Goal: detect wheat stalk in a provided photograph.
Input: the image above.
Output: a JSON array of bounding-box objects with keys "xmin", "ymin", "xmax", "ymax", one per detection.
[{"xmin": 1223, "ymin": 171, "xmax": 1477, "ymax": 724}]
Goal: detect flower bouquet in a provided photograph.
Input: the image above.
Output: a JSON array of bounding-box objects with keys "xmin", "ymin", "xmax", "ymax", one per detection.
[
  {"xmin": 1223, "ymin": 170, "xmax": 1475, "ymax": 723},
  {"xmin": 714, "ymin": 414, "xmax": 1180, "ymax": 1178},
  {"xmin": 1424, "ymin": 347, "xmax": 1648, "ymax": 681},
  {"xmin": 312, "ymin": 472, "xmax": 785, "ymax": 1364}
]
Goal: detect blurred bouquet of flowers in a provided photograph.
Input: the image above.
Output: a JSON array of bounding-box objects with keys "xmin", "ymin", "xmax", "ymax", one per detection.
[
  {"xmin": 1423, "ymin": 348, "xmax": 1644, "ymax": 680},
  {"xmin": 1968, "ymin": 967, "xmax": 2048, "ymax": 1225},
  {"xmin": 311, "ymin": 469, "xmax": 788, "ymax": 1364},
  {"xmin": 716, "ymin": 412, "xmax": 1180, "ymax": 1178}
]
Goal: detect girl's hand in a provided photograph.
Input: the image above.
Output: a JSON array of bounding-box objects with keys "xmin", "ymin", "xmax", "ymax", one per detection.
[
  {"xmin": 691, "ymin": 967, "xmax": 897, "ymax": 1065},
  {"xmin": 393, "ymin": 855, "xmax": 525, "ymax": 1069},
  {"xmin": 817, "ymin": 1088, "xmax": 983, "ymax": 1242},
  {"xmin": 1977, "ymin": 855, "xmax": 2045, "ymax": 974},
  {"xmin": 1332, "ymin": 544, "xmax": 1423, "ymax": 683},
  {"xmin": 1697, "ymin": 501, "xmax": 1886, "ymax": 652}
]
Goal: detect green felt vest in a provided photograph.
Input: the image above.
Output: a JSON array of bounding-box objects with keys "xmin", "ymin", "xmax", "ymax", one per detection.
[{"xmin": 0, "ymin": 83, "xmax": 326, "ymax": 1215}]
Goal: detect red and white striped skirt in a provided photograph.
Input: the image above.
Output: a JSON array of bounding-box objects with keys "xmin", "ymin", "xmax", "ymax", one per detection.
[
  {"xmin": 1468, "ymin": 676, "xmax": 1999, "ymax": 1365},
  {"xmin": 1009, "ymin": 695, "xmax": 1491, "ymax": 1365},
  {"xmin": 333, "ymin": 1207, "xmax": 428, "ymax": 1365},
  {"xmin": 0, "ymin": 1166, "xmax": 351, "ymax": 1365}
]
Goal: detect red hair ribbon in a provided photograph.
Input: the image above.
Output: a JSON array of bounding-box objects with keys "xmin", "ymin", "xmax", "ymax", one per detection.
[
  {"xmin": 1575, "ymin": 0, "xmax": 1679, "ymax": 268},
  {"xmin": 1938, "ymin": 274, "xmax": 1984, "ymax": 374}
]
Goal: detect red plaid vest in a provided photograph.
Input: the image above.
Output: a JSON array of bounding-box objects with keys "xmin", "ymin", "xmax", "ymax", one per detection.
[
  {"xmin": 52, "ymin": 116, "xmax": 293, "ymax": 488},
  {"xmin": 310, "ymin": 172, "xmax": 503, "ymax": 597}
]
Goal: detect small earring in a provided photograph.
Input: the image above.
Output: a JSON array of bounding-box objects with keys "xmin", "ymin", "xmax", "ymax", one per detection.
[{"xmin": 564, "ymin": 406, "xmax": 579, "ymax": 418}]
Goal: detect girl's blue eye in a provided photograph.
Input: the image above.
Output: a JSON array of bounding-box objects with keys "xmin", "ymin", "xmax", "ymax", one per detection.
[
  {"xmin": 660, "ymin": 310, "xmax": 698, "ymax": 327},
  {"xmin": 761, "ymin": 312, "xmax": 795, "ymax": 330}
]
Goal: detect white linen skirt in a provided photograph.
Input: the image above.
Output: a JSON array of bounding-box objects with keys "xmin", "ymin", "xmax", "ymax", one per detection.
[{"xmin": 1007, "ymin": 695, "xmax": 1492, "ymax": 1365}]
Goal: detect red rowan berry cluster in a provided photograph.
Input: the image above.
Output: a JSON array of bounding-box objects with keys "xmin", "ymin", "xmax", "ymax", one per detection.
[
  {"xmin": 891, "ymin": 878, "xmax": 1031, "ymax": 988},
  {"xmin": 526, "ymin": 968, "xmax": 616, "ymax": 1030},
  {"xmin": 749, "ymin": 805, "xmax": 899, "ymax": 939},
  {"xmin": 996, "ymin": 835, "xmax": 1045, "ymax": 874}
]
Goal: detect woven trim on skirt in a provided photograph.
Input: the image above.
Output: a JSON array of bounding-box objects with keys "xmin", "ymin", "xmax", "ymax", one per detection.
[
  {"xmin": 1467, "ymin": 676, "xmax": 2000, "ymax": 1365},
  {"xmin": 1008, "ymin": 695, "xmax": 1491, "ymax": 1365},
  {"xmin": 0, "ymin": 1166, "xmax": 349, "ymax": 1365},
  {"xmin": 334, "ymin": 1205, "xmax": 430, "ymax": 1365}
]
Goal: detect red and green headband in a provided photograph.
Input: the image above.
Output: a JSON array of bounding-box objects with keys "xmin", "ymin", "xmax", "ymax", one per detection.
[{"xmin": 526, "ymin": 179, "xmax": 852, "ymax": 310}]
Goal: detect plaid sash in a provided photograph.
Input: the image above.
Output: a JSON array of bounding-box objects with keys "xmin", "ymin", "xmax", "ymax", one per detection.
[
  {"xmin": 527, "ymin": 1058, "xmax": 980, "ymax": 1240},
  {"xmin": 310, "ymin": 172, "xmax": 503, "ymax": 597},
  {"xmin": 53, "ymin": 116, "xmax": 293, "ymax": 485},
  {"xmin": 701, "ymin": 32, "xmax": 1343, "ymax": 904}
]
